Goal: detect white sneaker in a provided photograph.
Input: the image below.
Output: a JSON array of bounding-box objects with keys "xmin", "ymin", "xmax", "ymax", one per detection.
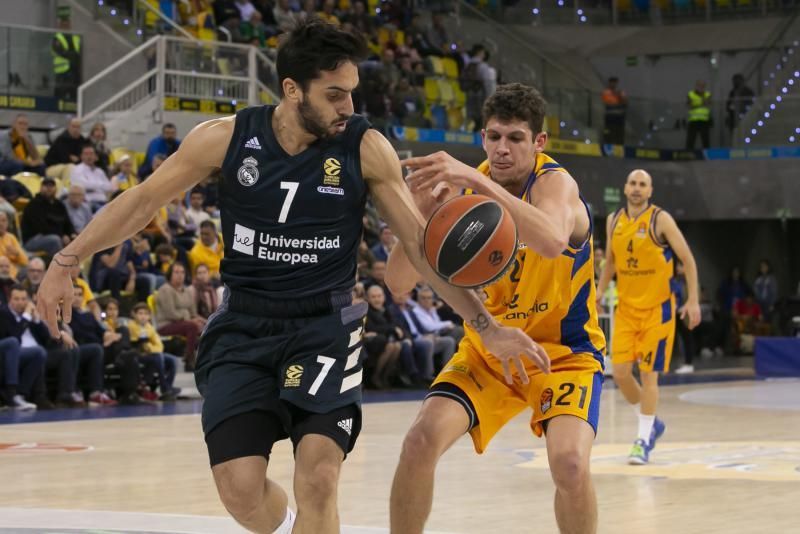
[
  {"xmin": 714, "ymin": 347, "xmax": 724, "ymax": 358},
  {"xmin": 700, "ymin": 348, "xmax": 714, "ymax": 359},
  {"xmin": 12, "ymin": 395, "xmax": 37, "ymax": 411},
  {"xmin": 273, "ymin": 508, "xmax": 296, "ymax": 534},
  {"xmin": 674, "ymin": 364, "xmax": 695, "ymax": 374}
]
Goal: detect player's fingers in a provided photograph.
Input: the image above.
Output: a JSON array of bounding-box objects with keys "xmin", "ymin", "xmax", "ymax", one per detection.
[
  {"xmin": 525, "ymin": 347, "xmax": 550, "ymax": 374},
  {"xmin": 513, "ymin": 356, "xmax": 530, "ymax": 385},
  {"xmin": 501, "ymin": 357, "xmax": 513, "ymax": 385},
  {"xmin": 400, "ymin": 156, "xmax": 434, "ymax": 168},
  {"xmin": 40, "ymin": 299, "xmax": 61, "ymax": 338}
]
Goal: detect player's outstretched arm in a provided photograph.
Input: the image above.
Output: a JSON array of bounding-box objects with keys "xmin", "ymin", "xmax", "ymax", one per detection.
[
  {"xmin": 361, "ymin": 131, "xmax": 549, "ymax": 379},
  {"xmin": 36, "ymin": 117, "xmax": 234, "ymax": 336},
  {"xmin": 657, "ymin": 210, "xmax": 701, "ymax": 329},
  {"xmin": 595, "ymin": 212, "xmax": 617, "ymax": 310}
]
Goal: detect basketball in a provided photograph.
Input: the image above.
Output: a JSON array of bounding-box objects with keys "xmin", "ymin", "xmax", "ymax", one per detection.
[{"xmin": 424, "ymin": 194, "xmax": 518, "ymax": 289}]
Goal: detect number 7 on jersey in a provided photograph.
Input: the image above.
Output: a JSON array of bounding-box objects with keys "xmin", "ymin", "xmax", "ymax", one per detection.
[{"xmin": 278, "ymin": 181, "xmax": 299, "ymax": 223}]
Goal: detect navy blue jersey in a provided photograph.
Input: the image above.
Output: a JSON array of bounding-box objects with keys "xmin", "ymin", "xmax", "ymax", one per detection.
[{"xmin": 218, "ymin": 105, "xmax": 371, "ymax": 299}]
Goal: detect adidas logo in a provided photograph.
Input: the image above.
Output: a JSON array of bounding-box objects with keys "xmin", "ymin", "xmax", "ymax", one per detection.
[
  {"xmin": 337, "ymin": 418, "xmax": 353, "ymax": 436},
  {"xmin": 244, "ymin": 136, "xmax": 262, "ymax": 150}
]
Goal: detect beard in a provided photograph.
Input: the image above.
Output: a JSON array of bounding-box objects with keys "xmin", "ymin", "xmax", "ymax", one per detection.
[{"xmin": 298, "ymin": 98, "xmax": 349, "ymax": 140}]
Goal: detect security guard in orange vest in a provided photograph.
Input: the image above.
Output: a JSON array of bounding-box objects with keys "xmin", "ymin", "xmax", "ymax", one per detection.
[{"xmin": 686, "ymin": 80, "xmax": 711, "ymax": 150}]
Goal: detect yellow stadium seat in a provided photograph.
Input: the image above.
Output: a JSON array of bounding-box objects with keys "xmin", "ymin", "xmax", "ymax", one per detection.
[
  {"xmin": 447, "ymin": 107, "xmax": 466, "ymax": 131},
  {"xmin": 451, "ymin": 81, "xmax": 466, "ymax": 107},
  {"xmin": 37, "ymin": 145, "xmax": 49, "ymax": 159},
  {"xmin": 135, "ymin": 152, "xmax": 146, "ymax": 168},
  {"xmin": 147, "ymin": 293, "xmax": 157, "ymax": 315},
  {"xmin": 437, "ymin": 79, "xmax": 455, "ymax": 105},
  {"xmin": 617, "ymin": 0, "xmax": 632, "ymax": 10},
  {"xmin": 12, "ymin": 172, "xmax": 42, "ymax": 196},
  {"xmin": 424, "ymin": 77, "xmax": 440, "ymax": 104},
  {"xmin": 428, "ymin": 56, "xmax": 445, "ymax": 76},
  {"xmin": 442, "ymin": 57, "xmax": 459, "ymax": 80}
]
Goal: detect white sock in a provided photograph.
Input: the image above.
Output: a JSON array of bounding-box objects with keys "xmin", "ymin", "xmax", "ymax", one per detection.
[
  {"xmin": 273, "ymin": 508, "xmax": 295, "ymax": 534},
  {"xmin": 638, "ymin": 414, "xmax": 655, "ymax": 443}
]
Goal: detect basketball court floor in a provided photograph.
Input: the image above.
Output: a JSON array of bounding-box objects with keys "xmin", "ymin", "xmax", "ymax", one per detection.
[{"xmin": 0, "ymin": 373, "xmax": 798, "ymax": 534}]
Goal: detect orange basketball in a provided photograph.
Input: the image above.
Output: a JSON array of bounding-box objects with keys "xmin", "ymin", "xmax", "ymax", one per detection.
[{"xmin": 424, "ymin": 194, "xmax": 517, "ymax": 289}]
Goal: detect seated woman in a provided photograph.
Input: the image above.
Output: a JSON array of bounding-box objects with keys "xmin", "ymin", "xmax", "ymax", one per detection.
[{"xmin": 154, "ymin": 262, "xmax": 205, "ymax": 371}]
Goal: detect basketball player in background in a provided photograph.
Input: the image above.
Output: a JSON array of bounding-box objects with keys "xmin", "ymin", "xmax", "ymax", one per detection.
[
  {"xmin": 596, "ymin": 169, "xmax": 701, "ymax": 465},
  {"xmin": 387, "ymin": 83, "xmax": 605, "ymax": 534},
  {"xmin": 36, "ymin": 22, "xmax": 547, "ymax": 534}
]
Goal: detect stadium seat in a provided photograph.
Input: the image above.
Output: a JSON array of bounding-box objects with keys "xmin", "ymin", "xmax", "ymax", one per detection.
[
  {"xmin": 447, "ymin": 107, "xmax": 466, "ymax": 131},
  {"xmin": 427, "ymin": 56, "xmax": 445, "ymax": 77},
  {"xmin": 451, "ymin": 81, "xmax": 466, "ymax": 107},
  {"xmin": 437, "ymin": 79, "xmax": 455, "ymax": 105},
  {"xmin": 430, "ymin": 105, "xmax": 448, "ymax": 130},
  {"xmin": 442, "ymin": 57, "xmax": 459, "ymax": 80},
  {"xmin": 424, "ymin": 77, "xmax": 440, "ymax": 104},
  {"xmin": 12, "ymin": 172, "xmax": 42, "ymax": 196}
]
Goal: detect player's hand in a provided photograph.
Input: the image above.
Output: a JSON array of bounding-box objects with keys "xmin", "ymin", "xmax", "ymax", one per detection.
[
  {"xmin": 480, "ymin": 323, "xmax": 550, "ymax": 384},
  {"xmin": 36, "ymin": 254, "xmax": 77, "ymax": 337},
  {"xmin": 401, "ymin": 151, "xmax": 483, "ymax": 194},
  {"xmin": 59, "ymin": 331, "xmax": 78, "ymax": 349},
  {"xmin": 679, "ymin": 300, "xmax": 701, "ymax": 330}
]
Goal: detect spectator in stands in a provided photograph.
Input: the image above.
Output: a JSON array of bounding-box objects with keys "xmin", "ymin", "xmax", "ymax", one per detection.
[
  {"xmin": 193, "ymin": 263, "xmax": 219, "ymax": 318},
  {"xmin": 391, "ymin": 76, "xmax": 427, "ymax": 127},
  {"xmin": 70, "ymin": 263, "xmax": 102, "ymax": 322},
  {"xmin": 186, "ymin": 188, "xmax": 211, "ymax": 228},
  {"xmin": 273, "ymin": 0, "xmax": 302, "ymax": 31},
  {"xmin": 91, "ymin": 239, "xmax": 149, "ymax": 302},
  {"xmin": 363, "ymin": 259, "xmax": 392, "ymax": 303},
  {"xmin": 378, "ymin": 48, "xmax": 402, "ymax": 93},
  {"xmin": 299, "ymin": 0, "xmax": 318, "ymax": 23},
  {"xmin": 128, "ymin": 302, "xmax": 181, "ymax": 401},
  {"xmin": 110, "ymin": 155, "xmax": 139, "ymax": 191},
  {"xmin": 686, "ymin": 79, "xmax": 711, "ymax": 150},
  {"xmin": 166, "ymin": 196, "xmax": 197, "ymax": 249},
  {"xmin": 71, "ymin": 285, "xmax": 143, "ymax": 405},
  {"xmin": 99, "ymin": 298, "xmax": 146, "ymax": 404},
  {"xmin": 139, "ymin": 153, "xmax": 166, "ymax": 181},
  {"xmin": 0, "ymin": 256, "xmax": 19, "ymax": 305},
  {"xmin": 140, "ymin": 123, "xmax": 180, "ymax": 178},
  {"xmin": 236, "ymin": 0, "xmax": 261, "ymax": 22},
  {"xmin": 413, "ymin": 286, "xmax": 464, "ymax": 343},
  {"xmin": 463, "ymin": 44, "xmax": 496, "ymax": 131},
  {"xmin": 155, "ymin": 262, "xmax": 205, "ymax": 370},
  {"xmin": 725, "ymin": 73, "xmax": 754, "ymax": 139},
  {"xmin": 197, "ymin": 174, "xmax": 220, "ymax": 215},
  {"xmin": 65, "ymin": 185, "xmax": 93, "ymax": 233},
  {"xmin": 602, "ymin": 77, "xmax": 627, "ymax": 145},
  {"xmin": 394, "ymin": 291, "xmax": 454, "ymax": 377},
  {"xmin": 70, "ymin": 145, "xmax": 116, "ymax": 210},
  {"xmin": 0, "ymin": 285, "xmax": 76, "ymax": 408},
  {"xmin": 427, "ymin": 11, "xmax": 451, "ymax": 54},
  {"xmin": 317, "ymin": 0, "xmax": 341, "ymax": 25},
  {"xmin": 131, "ymin": 232, "xmax": 164, "ymax": 290},
  {"xmin": 715, "ymin": 266, "xmax": 749, "ymax": 353},
  {"xmin": 21, "ymin": 177, "xmax": 75, "ymax": 257},
  {"xmin": 0, "ymin": 114, "xmax": 46, "ymax": 176},
  {"xmin": 0, "ymin": 212, "xmax": 28, "ymax": 280},
  {"xmin": 88, "ymin": 122, "xmax": 111, "ymax": 174},
  {"xmin": 346, "ymin": 1, "xmax": 372, "ymax": 34},
  {"xmin": 357, "ymin": 239, "xmax": 376, "ymax": 280},
  {"xmin": 178, "ymin": 0, "xmax": 216, "ymax": 38},
  {"xmin": 44, "ymin": 118, "xmax": 87, "ymax": 178},
  {"xmin": 0, "ymin": 194, "xmax": 17, "ymax": 222},
  {"xmin": 364, "ymin": 284, "xmax": 403, "ymax": 389},
  {"xmin": 371, "ymin": 224, "xmax": 396, "ymax": 261},
  {"xmin": 594, "ymin": 244, "xmax": 606, "ymax": 284},
  {"xmin": 0, "ymin": 286, "xmax": 46, "ymax": 410},
  {"xmin": 733, "ymin": 291, "xmax": 769, "ymax": 336},
  {"xmin": 21, "ymin": 257, "xmax": 45, "ymax": 295},
  {"xmin": 189, "ymin": 220, "xmax": 223, "ymax": 280},
  {"xmin": 753, "ymin": 259, "xmax": 778, "ymax": 322}
]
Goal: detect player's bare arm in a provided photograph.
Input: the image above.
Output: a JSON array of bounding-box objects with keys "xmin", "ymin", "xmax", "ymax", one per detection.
[
  {"xmin": 360, "ymin": 130, "xmax": 550, "ymax": 379},
  {"xmin": 656, "ymin": 210, "xmax": 701, "ymax": 328},
  {"xmin": 36, "ymin": 117, "xmax": 234, "ymax": 336},
  {"xmin": 595, "ymin": 212, "xmax": 618, "ymax": 308},
  {"xmin": 402, "ymin": 151, "xmax": 584, "ymax": 258},
  {"xmin": 384, "ymin": 181, "xmax": 457, "ymax": 296}
]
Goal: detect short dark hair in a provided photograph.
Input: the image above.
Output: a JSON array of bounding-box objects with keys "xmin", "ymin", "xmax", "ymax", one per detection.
[
  {"xmin": 190, "ymin": 187, "xmax": 205, "ymax": 197},
  {"xmin": 105, "ymin": 298, "xmax": 120, "ymax": 309},
  {"xmin": 276, "ymin": 20, "xmax": 367, "ymax": 94},
  {"xmin": 132, "ymin": 302, "xmax": 150, "ymax": 314},
  {"xmin": 162, "ymin": 123, "xmax": 176, "ymax": 131},
  {"xmin": 166, "ymin": 261, "xmax": 187, "ymax": 281},
  {"xmin": 482, "ymin": 83, "xmax": 547, "ymax": 135},
  {"xmin": 199, "ymin": 220, "xmax": 217, "ymax": 231},
  {"xmin": 10, "ymin": 284, "xmax": 28, "ymax": 296}
]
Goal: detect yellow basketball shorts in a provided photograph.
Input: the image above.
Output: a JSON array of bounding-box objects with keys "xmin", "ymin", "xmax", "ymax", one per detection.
[
  {"xmin": 611, "ymin": 297, "xmax": 676, "ymax": 373},
  {"xmin": 430, "ymin": 342, "xmax": 604, "ymax": 454}
]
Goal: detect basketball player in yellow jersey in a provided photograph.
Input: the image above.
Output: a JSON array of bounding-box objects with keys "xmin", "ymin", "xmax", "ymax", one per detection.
[
  {"xmin": 387, "ymin": 83, "xmax": 605, "ymax": 534},
  {"xmin": 596, "ymin": 169, "xmax": 701, "ymax": 465}
]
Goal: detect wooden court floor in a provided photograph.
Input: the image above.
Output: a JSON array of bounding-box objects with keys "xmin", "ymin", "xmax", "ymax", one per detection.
[{"xmin": 0, "ymin": 379, "xmax": 798, "ymax": 533}]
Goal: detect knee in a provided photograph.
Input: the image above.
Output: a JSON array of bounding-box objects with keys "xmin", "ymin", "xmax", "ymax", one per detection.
[
  {"xmin": 400, "ymin": 423, "xmax": 441, "ymax": 467},
  {"xmin": 295, "ymin": 458, "xmax": 340, "ymax": 505},
  {"xmin": 549, "ymin": 449, "xmax": 591, "ymax": 494},
  {"xmin": 215, "ymin": 470, "xmax": 265, "ymax": 522}
]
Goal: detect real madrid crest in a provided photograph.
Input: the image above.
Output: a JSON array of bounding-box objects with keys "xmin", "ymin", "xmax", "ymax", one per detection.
[{"xmin": 237, "ymin": 156, "xmax": 260, "ymax": 187}]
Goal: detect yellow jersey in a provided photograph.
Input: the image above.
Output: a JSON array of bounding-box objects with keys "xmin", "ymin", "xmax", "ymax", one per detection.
[
  {"xmin": 462, "ymin": 153, "xmax": 606, "ymax": 363},
  {"xmin": 610, "ymin": 204, "xmax": 674, "ymax": 310}
]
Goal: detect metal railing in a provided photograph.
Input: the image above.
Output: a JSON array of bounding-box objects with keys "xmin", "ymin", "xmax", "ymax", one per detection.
[{"xmin": 77, "ymin": 35, "xmax": 280, "ymax": 122}]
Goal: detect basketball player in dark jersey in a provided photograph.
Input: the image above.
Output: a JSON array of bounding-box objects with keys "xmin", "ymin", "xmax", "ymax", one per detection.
[{"xmin": 36, "ymin": 21, "xmax": 548, "ymax": 534}]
